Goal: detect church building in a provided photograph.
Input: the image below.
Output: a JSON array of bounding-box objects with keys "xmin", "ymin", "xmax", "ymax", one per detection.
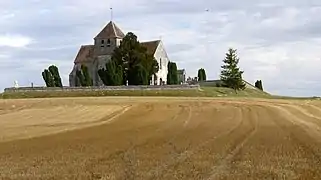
[{"xmin": 69, "ymin": 21, "xmax": 170, "ymax": 86}]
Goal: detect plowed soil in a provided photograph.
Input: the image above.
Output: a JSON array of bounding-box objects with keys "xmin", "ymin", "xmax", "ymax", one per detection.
[{"xmin": 1, "ymin": 97, "xmax": 321, "ymax": 179}]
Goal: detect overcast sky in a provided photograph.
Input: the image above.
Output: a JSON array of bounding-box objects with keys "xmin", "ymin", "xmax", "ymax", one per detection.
[{"xmin": 1, "ymin": 0, "xmax": 321, "ymax": 96}]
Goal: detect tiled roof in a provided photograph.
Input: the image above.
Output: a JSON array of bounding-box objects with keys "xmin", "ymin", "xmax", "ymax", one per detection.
[
  {"xmin": 140, "ymin": 40, "xmax": 160, "ymax": 55},
  {"xmin": 74, "ymin": 45, "xmax": 95, "ymax": 63},
  {"xmin": 95, "ymin": 21, "xmax": 125, "ymax": 39},
  {"xmin": 73, "ymin": 39, "xmax": 161, "ymax": 64}
]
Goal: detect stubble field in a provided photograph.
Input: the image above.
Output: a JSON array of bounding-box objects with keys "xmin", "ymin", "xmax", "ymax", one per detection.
[{"xmin": 1, "ymin": 97, "xmax": 321, "ymax": 179}]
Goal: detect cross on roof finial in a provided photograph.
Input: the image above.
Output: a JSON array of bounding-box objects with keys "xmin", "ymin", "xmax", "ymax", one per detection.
[{"xmin": 110, "ymin": 7, "xmax": 113, "ymax": 21}]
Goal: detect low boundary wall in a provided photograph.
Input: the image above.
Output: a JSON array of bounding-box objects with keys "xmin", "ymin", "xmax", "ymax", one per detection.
[{"xmin": 4, "ymin": 85, "xmax": 200, "ymax": 93}]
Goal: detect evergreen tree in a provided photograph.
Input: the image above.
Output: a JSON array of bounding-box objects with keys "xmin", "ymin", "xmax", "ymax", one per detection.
[
  {"xmin": 75, "ymin": 65, "xmax": 92, "ymax": 87},
  {"xmin": 42, "ymin": 66, "xmax": 61, "ymax": 87},
  {"xmin": 48, "ymin": 65, "xmax": 63, "ymax": 87},
  {"xmin": 255, "ymin": 80, "xmax": 259, "ymax": 89},
  {"xmin": 220, "ymin": 48, "xmax": 246, "ymax": 93},
  {"xmin": 42, "ymin": 69, "xmax": 55, "ymax": 87},
  {"xmin": 255, "ymin": 80, "xmax": 263, "ymax": 91},
  {"xmin": 167, "ymin": 63, "xmax": 172, "ymax": 84},
  {"xmin": 128, "ymin": 64, "xmax": 149, "ymax": 85},
  {"xmin": 259, "ymin": 80, "xmax": 263, "ymax": 91},
  {"xmin": 171, "ymin": 62, "xmax": 178, "ymax": 84},
  {"xmin": 202, "ymin": 68, "xmax": 207, "ymax": 81},
  {"xmin": 197, "ymin": 68, "xmax": 207, "ymax": 81},
  {"xmin": 98, "ymin": 59, "xmax": 123, "ymax": 86},
  {"xmin": 198, "ymin": 69, "xmax": 204, "ymax": 81},
  {"xmin": 42, "ymin": 70, "xmax": 49, "ymax": 87},
  {"xmin": 81, "ymin": 65, "xmax": 93, "ymax": 86},
  {"xmin": 111, "ymin": 32, "xmax": 158, "ymax": 85},
  {"xmin": 76, "ymin": 69, "xmax": 85, "ymax": 86},
  {"xmin": 167, "ymin": 62, "xmax": 178, "ymax": 85}
]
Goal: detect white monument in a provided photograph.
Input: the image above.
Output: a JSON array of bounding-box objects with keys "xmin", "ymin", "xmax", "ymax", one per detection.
[{"xmin": 14, "ymin": 80, "xmax": 19, "ymax": 88}]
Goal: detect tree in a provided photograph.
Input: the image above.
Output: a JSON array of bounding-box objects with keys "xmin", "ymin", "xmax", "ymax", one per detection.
[
  {"xmin": 76, "ymin": 65, "xmax": 93, "ymax": 87},
  {"xmin": 98, "ymin": 59, "xmax": 123, "ymax": 86},
  {"xmin": 167, "ymin": 63, "xmax": 171, "ymax": 84},
  {"xmin": 167, "ymin": 61, "xmax": 178, "ymax": 85},
  {"xmin": 42, "ymin": 65, "xmax": 62, "ymax": 87},
  {"xmin": 42, "ymin": 69, "xmax": 55, "ymax": 87},
  {"xmin": 42, "ymin": 70, "xmax": 49, "ymax": 87},
  {"xmin": 76, "ymin": 69, "xmax": 85, "ymax": 86},
  {"xmin": 202, "ymin": 69, "xmax": 207, "ymax": 81},
  {"xmin": 81, "ymin": 65, "xmax": 93, "ymax": 86},
  {"xmin": 111, "ymin": 32, "xmax": 158, "ymax": 85},
  {"xmin": 48, "ymin": 65, "xmax": 63, "ymax": 87},
  {"xmin": 198, "ymin": 69, "xmax": 203, "ymax": 82},
  {"xmin": 197, "ymin": 68, "xmax": 207, "ymax": 81},
  {"xmin": 128, "ymin": 64, "xmax": 149, "ymax": 85},
  {"xmin": 255, "ymin": 80, "xmax": 263, "ymax": 91},
  {"xmin": 220, "ymin": 48, "xmax": 246, "ymax": 93}
]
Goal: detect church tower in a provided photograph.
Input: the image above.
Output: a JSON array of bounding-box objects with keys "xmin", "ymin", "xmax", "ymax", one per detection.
[
  {"xmin": 93, "ymin": 21, "xmax": 125, "ymax": 56},
  {"xmin": 92, "ymin": 21, "xmax": 125, "ymax": 86}
]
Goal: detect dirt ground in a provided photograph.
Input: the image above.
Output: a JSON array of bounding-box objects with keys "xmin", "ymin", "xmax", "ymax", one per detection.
[{"xmin": 1, "ymin": 97, "xmax": 321, "ymax": 179}]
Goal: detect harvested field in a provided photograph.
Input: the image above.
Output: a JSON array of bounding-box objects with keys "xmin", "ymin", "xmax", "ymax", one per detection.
[{"xmin": 0, "ymin": 97, "xmax": 321, "ymax": 179}]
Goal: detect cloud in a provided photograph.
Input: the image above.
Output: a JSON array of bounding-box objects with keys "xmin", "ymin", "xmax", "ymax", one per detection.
[
  {"xmin": 0, "ymin": 0, "xmax": 321, "ymax": 97},
  {"xmin": 0, "ymin": 35, "xmax": 33, "ymax": 48}
]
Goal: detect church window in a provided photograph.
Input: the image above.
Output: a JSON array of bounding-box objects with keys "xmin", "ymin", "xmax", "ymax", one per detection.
[
  {"xmin": 160, "ymin": 58, "xmax": 162, "ymax": 69},
  {"xmin": 107, "ymin": 39, "xmax": 111, "ymax": 47},
  {"xmin": 101, "ymin": 40, "xmax": 104, "ymax": 47}
]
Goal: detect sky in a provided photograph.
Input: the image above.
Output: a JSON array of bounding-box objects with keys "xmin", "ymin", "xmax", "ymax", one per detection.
[{"xmin": 0, "ymin": 0, "xmax": 321, "ymax": 96}]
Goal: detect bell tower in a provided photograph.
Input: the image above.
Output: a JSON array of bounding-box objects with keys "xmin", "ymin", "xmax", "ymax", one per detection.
[
  {"xmin": 92, "ymin": 9, "xmax": 126, "ymax": 86},
  {"xmin": 93, "ymin": 18, "xmax": 125, "ymax": 56}
]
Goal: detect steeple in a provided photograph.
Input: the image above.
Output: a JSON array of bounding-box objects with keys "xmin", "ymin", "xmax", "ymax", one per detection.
[
  {"xmin": 94, "ymin": 21, "xmax": 125, "ymax": 39},
  {"xmin": 110, "ymin": 7, "xmax": 113, "ymax": 21}
]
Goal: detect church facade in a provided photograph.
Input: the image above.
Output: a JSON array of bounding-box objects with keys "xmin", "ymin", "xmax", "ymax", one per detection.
[{"xmin": 69, "ymin": 21, "xmax": 170, "ymax": 87}]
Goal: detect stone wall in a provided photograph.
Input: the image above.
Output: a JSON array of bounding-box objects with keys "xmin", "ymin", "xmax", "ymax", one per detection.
[
  {"xmin": 4, "ymin": 85, "xmax": 200, "ymax": 93},
  {"xmin": 199, "ymin": 80, "xmax": 258, "ymax": 90}
]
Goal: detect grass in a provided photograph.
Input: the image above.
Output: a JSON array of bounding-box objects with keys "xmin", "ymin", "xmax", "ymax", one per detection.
[
  {"xmin": 200, "ymin": 87, "xmax": 271, "ymax": 98},
  {"xmin": 0, "ymin": 86, "xmax": 273, "ymax": 99},
  {"xmin": 270, "ymin": 95, "xmax": 320, "ymax": 100},
  {"xmin": 0, "ymin": 89, "xmax": 202, "ymax": 99}
]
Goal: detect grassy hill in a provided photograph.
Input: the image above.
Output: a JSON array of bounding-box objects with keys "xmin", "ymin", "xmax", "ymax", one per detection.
[
  {"xmin": 0, "ymin": 85, "xmax": 271, "ymax": 99},
  {"xmin": 200, "ymin": 87, "xmax": 271, "ymax": 98}
]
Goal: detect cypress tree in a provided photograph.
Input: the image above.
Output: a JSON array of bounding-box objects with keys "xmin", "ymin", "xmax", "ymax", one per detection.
[
  {"xmin": 167, "ymin": 62, "xmax": 178, "ymax": 85},
  {"xmin": 48, "ymin": 65, "xmax": 63, "ymax": 87},
  {"xmin": 42, "ymin": 69, "xmax": 55, "ymax": 87},
  {"xmin": 202, "ymin": 68, "xmax": 207, "ymax": 81},
  {"xmin": 42, "ymin": 70, "xmax": 49, "ymax": 87},
  {"xmin": 81, "ymin": 65, "xmax": 93, "ymax": 86},
  {"xmin": 197, "ymin": 68, "xmax": 207, "ymax": 81},
  {"xmin": 98, "ymin": 59, "xmax": 123, "ymax": 86},
  {"xmin": 76, "ymin": 68, "xmax": 86, "ymax": 86},
  {"xmin": 198, "ymin": 68, "xmax": 204, "ymax": 81},
  {"xmin": 167, "ymin": 62, "xmax": 172, "ymax": 84},
  {"xmin": 255, "ymin": 80, "xmax": 264, "ymax": 91}
]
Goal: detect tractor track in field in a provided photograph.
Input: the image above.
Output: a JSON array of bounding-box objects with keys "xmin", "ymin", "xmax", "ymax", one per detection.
[{"xmin": 1, "ymin": 97, "xmax": 321, "ymax": 179}]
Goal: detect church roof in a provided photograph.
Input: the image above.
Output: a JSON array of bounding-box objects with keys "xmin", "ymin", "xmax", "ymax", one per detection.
[
  {"xmin": 74, "ymin": 45, "xmax": 95, "ymax": 63},
  {"xmin": 141, "ymin": 40, "xmax": 160, "ymax": 55},
  {"xmin": 95, "ymin": 21, "xmax": 125, "ymax": 39},
  {"xmin": 74, "ymin": 40, "xmax": 161, "ymax": 64}
]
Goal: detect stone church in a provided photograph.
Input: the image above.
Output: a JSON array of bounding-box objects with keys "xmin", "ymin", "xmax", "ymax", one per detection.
[{"xmin": 69, "ymin": 21, "xmax": 170, "ymax": 86}]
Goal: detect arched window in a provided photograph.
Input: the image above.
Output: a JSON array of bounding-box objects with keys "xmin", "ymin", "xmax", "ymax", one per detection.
[
  {"xmin": 160, "ymin": 58, "xmax": 162, "ymax": 69},
  {"xmin": 100, "ymin": 40, "xmax": 104, "ymax": 48},
  {"xmin": 107, "ymin": 39, "xmax": 111, "ymax": 47}
]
